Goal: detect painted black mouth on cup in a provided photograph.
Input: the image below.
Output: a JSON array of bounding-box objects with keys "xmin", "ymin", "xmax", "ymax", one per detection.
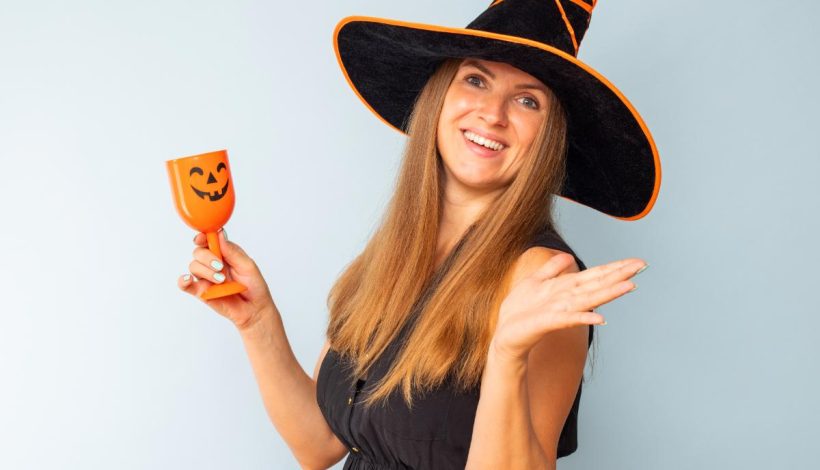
[{"xmin": 190, "ymin": 180, "xmax": 230, "ymax": 202}]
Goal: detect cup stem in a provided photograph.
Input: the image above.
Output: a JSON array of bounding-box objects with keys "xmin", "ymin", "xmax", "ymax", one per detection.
[{"xmin": 206, "ymin": 231, "xmax": 222, "ymax": 262}]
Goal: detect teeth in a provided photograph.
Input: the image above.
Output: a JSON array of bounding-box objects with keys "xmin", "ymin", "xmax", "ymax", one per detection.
[{"xmin": 463, "ymin": 130, "xmax": 505, "ymax": 151}]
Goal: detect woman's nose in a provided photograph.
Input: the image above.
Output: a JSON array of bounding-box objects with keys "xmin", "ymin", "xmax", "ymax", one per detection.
[{"xmin": 477, "ymin": 94, "xmax": 508, "ymax": 127}]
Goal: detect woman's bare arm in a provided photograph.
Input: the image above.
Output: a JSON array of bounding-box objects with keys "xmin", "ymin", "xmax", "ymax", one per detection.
[
  {"xmin": 179, "ymin": 231, "xmax": 348, "ymax": 468},
  {"xmin": 239, "ymin": 305, "xmax": 349, "ymax": 469}
]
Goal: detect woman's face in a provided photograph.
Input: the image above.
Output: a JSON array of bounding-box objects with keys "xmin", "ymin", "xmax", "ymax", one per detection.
[{"xmin": 436, "ymin": 58, "xmax": 551, "ymax": 194}]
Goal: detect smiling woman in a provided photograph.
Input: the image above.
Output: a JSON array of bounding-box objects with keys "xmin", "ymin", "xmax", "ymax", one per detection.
[
  {"xmin": 436, "ymin": 58, "xmax": 563, "ymax": 197},
  {"xmin": 176, "ymin": 1, "xmax": 659, "ymax": 469},
  {"xmin": 317, "ymin": 53, "xmax": 584, "ymax": 469}
]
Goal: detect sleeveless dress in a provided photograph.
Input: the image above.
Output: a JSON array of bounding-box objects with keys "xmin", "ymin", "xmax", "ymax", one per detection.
[{"xmin": 316, "ymin": 229, "xmax": 593, "ymax": 469}]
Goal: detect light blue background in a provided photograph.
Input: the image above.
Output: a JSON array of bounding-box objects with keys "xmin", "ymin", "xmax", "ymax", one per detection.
[{"xmin": 1, "ymin": 0, "xmax": 818, "ymax": 468}]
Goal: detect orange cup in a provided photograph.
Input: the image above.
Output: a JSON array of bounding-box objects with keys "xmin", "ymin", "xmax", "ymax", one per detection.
[{"xmin": 167, "ymin": 149, "xmax": 247, "ymax": 300}]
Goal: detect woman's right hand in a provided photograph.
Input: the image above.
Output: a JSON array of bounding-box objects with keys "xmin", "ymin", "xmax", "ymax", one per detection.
[{"xmin": 177, "ymin": 229, "xmax": 276, "ymax": 332}]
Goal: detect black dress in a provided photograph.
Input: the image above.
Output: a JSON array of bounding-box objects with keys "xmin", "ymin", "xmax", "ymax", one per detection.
[{"xmin": 316, "ymin": 230, "xmax": 593, "ymax": 469}]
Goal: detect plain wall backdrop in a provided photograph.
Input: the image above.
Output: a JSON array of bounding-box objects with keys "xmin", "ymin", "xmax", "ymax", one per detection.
[{"xmin": 1, "ymin": 0, "xmax": 818, "ymax": 468}]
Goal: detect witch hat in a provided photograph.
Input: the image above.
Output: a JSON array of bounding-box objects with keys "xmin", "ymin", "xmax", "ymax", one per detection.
[{"xmin": 333, "ymin": 0, "xmax": 661, "ymax": 220}]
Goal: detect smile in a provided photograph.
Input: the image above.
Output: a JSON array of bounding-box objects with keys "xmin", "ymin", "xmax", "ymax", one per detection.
[
  {"xmin": 191, "ymin": 180, "xmax": 230, "ymax": 201},
  {"xmin": 462, "ymin": 130, "xmax": 506, "ymax": 151}
]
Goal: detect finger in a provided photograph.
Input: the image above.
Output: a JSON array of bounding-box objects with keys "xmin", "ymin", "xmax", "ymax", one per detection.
[
  {"xmin": 564, "ymin": 258, "xmax": 645, "ymax": 290},
  {"xmin": 178, "ymin": 273, "xmax": 210, "ymax": 298},
  {"xmin": 530, "ymin": 253, "xmax": 576, "ymax": 281},
  {"xmin": 188, "ymin": 259, "xmax": 227, "ymax": 284},
  {"xmin": 216, "ymin": 229, "xmax": 257, "ymax": 275},
  {"xmin": 195, "ymin": 246, "xmax": 236, "ymax": 284},
  {"xmin": 193, "ymin": 232, "xmax": 208, "ymax": 247},
  {"xmin": 571, "ymin": 259, "xmax": 646, "ymax": 297},
  {"xmin": 538, "ymin": 308, "xmax": 606, "ymax": 332},
  {"xmin": 192, "ymin": 246, "xmax": 226, "ymax": 274},
  {"xmin": 178, "ymin": 273, "xmax": 193, "ymax": 290},
  {"xmin": 572, "ymin": 280, "xmax": 636, "ymax": 313},
  {"xmin": 570, "ymin": 310, "xmax": 606, "ymax": 327}
]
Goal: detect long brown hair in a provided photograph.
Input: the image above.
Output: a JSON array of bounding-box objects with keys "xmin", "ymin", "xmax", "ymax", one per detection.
[{"xmin": 325, "ymin": 57, "xmax": 583, "ymax": 409}]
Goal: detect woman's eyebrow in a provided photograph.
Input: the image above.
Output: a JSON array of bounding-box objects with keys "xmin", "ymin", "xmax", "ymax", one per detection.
[
  {"xmin": 514, "ymin": 83, "xmax": 549, "ymax": 94},
  {"xmin": 462, "ymin": 59, "xmax": 495, "ymax": 78}
]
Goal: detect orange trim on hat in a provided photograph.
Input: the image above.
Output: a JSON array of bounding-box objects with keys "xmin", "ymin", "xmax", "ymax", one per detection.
[
  {"xmin": 555, "ymin": 0, "xmax": 579, "ymax": 55},
  {"xmin": 567, "ymin": 0, "xmax": 593, "ymax": 14},
  {"xmin": 332, "ymin": 30, "xmax": 397, "ymax": 132},
  {"xmin": 332, "ymin": 16, "xmax": 661, "ymax": 221}
]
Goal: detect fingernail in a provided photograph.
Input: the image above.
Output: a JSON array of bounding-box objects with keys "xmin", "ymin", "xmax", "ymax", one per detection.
[
  {"xmin": 635, "ymin": 263, "xmax": 649, "ymax": 275},
  {"xmin": 213, "ymin": 272, "xmax": 225, "ymax": 283},
  {"xmin": 629, "ymin": 284, "xmax": 638, "ymax": 292},
  {"xmin": 599, "ymin": 320, "xmax": 607, "ymax": 326},
  {"xmin": 210, "ymin": 259, "xmax": 224, "ymax": 271},
  {"xmin": 182, "ymin": 274, "xmax": 191, "ymax": 282},
  {"xmin": 222, "ymin": 228, "xmax": 228, "ymax": 241}
]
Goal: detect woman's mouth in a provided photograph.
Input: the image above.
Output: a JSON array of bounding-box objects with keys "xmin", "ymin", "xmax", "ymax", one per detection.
[{"xmin": 462, "ymin": 129, "xmax": 506, "ymax": 158}]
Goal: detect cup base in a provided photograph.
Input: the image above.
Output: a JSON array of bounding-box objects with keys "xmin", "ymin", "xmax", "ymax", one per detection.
[{"xmin": 200, "ymin": 281, "xmax": 248, "ymax": 300}]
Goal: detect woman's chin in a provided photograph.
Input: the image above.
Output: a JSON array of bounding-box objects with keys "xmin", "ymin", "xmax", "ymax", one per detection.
[{"xmin": 451, "ymin": 171, "xmax": 505, "ymax": 192}]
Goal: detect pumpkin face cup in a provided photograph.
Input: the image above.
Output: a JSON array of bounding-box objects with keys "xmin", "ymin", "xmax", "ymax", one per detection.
[
  {"xmin": 168, "ymin": 150, "xmax": 235, "ymax": 232},
  {"xmin": 167, "ymin": 149, "xmax": 247, "ymax": 300}
]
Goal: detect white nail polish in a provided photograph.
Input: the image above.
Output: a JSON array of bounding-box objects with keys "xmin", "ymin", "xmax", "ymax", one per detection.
[
  {"xmin": 213, "ymin": 272, "xmax": 225, "ymax": 283},
  {"xmin": 183, "ymin": 274, "xmax": 191, "ymax": 282},
  {"xmin": 210, "ymin": 259, "xmax": 223, "ymax": 271}
]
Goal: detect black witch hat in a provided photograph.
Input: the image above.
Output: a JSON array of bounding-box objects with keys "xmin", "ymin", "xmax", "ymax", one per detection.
[{"xmin": 333, "ymin": 0, "xmax": 661, "ymax": 220}]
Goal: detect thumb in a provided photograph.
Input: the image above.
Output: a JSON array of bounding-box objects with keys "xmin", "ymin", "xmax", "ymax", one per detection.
[
  {"xmin": 217, "ymin": 229, "xmax": 257, "ymax": 275},
  {"xmin": 530, "ymin": 252, "xmax": 575, "ymax": 281}
]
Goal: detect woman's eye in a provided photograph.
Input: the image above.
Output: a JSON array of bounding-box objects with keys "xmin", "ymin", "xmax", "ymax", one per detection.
[
  {"xmin": 519, "ymin": 97, "xmax": 539, "ymax": 109},
  {"xmin": 465, "ymin": 75, "xmax": 483, "ymax": 87}
]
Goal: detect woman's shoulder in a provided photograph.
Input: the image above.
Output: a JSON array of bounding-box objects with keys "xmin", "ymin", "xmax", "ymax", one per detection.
[
  {"xmin": 509, "ymin": 229, "xmax": 584, "ymax": 285},
  {"xmin": 510, "ymin": 245, "xmax": 580, "ymax": 287}
]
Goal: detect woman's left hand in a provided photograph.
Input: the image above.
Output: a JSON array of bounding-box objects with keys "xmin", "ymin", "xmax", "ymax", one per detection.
[{"xmin": 490, "ymin": 253, "xmax": 646, "ymax": 362}]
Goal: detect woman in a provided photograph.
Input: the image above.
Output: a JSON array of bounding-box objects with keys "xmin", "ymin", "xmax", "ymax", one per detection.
[{"xmin": 178, "ymin": 1, "xmax": 660, "ymax": 469}]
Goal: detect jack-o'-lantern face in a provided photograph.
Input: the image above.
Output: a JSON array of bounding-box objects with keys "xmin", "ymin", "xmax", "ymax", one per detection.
[
  {"xmin": 189, "ymin": 162, "xmax": 229, "ymax": 202},
  {"xmin": 167, "ymin": 149, "xmax": 236, "ymax": 233}
]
